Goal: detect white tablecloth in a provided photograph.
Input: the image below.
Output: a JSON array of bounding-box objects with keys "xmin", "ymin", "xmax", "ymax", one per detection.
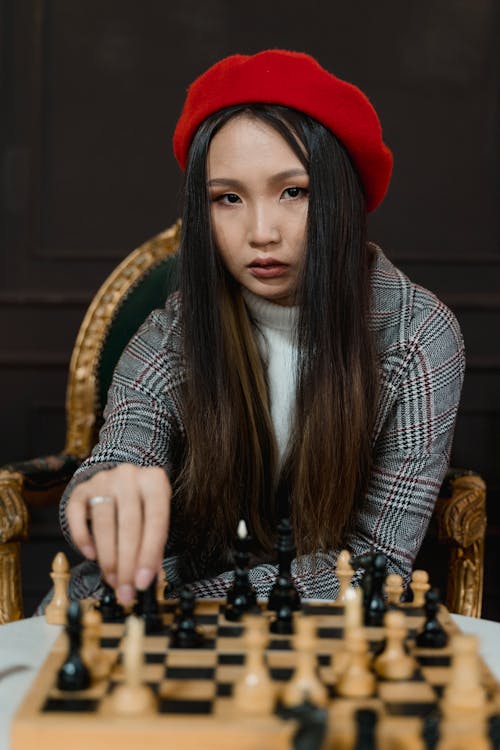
[{"xmin": 1, "ymin": 614, "xmax": 499, "ymax": 750}]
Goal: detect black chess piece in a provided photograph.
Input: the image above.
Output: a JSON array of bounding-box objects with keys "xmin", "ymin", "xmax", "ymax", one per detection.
[
  {"xmin": 99, "ymin": 582, "xmax": 125, "ymax": 622},
  {"xmin": 364, "ymin": 553, "xmax": 387, "ymax": 627},
  {"xmin": 416, "ymin": 589, "xmax": 448, "ymax": 649},
  {"xmin": 422, "ymin": 712, "xmax": 440, "ymax": 750},
  {"xmin": 268, "ymin": 518, "xmax": 301, "ymax": 613},
  {"xmin": 225, "ymin": 521, "xmax": 259, "ymax": 621},
  {"xmin": 353, "ymin": 708, "xmax": 377, "ymax": 750},
  {"xmin": 488, "ymin": 714, "xmax": 500, "ymax": 750},
  {"xmin": 270, "ymin": 577, "xmax": 295, "ymax": 634},
  {"xmin": 135, "ymin": 575, "xmax": 163, "ymax": 634},
  {"xmin": 350, "ymin": 551, "xmax": 376, "ymax": 611},
  {"xmin": 278, "ymin": 701, "xmax": 328, "ymax": 750},
  {"xmin": 170, "ymin": 587, "xmax": 205, "ymax": 648},
  {"xmin": 57, "ymin": 600, "xmax": 91, "ymax": 691}
]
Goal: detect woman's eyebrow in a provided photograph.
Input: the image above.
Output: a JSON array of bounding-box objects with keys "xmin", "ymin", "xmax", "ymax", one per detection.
[{"xmin": 207, "ymin": 169, "xmax": 308, "ymax": 188}]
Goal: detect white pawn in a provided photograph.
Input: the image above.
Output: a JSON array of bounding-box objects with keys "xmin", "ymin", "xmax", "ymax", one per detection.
[
  {"xmin": 440, "ymin": 636, "xmax": 489, "ymax": 750},
  {"xmin": 441, "ymin": 635, "xmax": 486, "ymax": 717},
  {"xmin": 282, "ymin": 614, "xmax": 327, "ymax": 708},
  {"xmin": 45, "ymin": 552, "xmax": 70, "ymax": 625},
  {"xmin": 106, "ymin": 615, "xmax": 156, "ymax": 715},
  {"xmin": 336, "ymin": 627, "xmax": 375, "ymax": 698},
  {"xmin": 233, "ymin": 614, "xmax": 275, "ymax": 715},
  {"xmin": 336, "ymin": 550, "xmax": 354, "ymax": 603},
  {"xmin": 333, "ymin": 587, "xmax": 363, "ymax": 679},
  {"xmin": 385, "ymin": 574, "xmax": 404, "ymax": 606},
  {"xmin": 344, "ymin": 586, "xmax": 363, "ymax": 630},
  {"xmin": 373, "ymin": 610, "xmax": 416, "ymax": 680},
  {"xmin": 410, "ymin": 569, "xmax": 430, "ymax": 607}
]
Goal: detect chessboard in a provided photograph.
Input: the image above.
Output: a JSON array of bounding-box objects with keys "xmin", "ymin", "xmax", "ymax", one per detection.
[{"xmin": 11, "ymin": 598, "xmax": 500, "ymax": 750}]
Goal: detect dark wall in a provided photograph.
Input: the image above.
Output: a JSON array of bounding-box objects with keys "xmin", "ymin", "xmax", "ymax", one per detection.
[{"xmin": 1, "ymin": 1, "xmax": 499, "ymax": 618}]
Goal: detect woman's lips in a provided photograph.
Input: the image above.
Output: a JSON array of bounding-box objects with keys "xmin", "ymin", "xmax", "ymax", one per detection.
[{"xmin": 248, "ymin": 259, "xmax": 289, "ymax": 279}]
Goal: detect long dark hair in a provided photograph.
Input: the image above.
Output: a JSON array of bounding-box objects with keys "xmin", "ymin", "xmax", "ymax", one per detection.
[{"xmin": 177, "ymin": 104, "xmax": 378, "ymax": 562}]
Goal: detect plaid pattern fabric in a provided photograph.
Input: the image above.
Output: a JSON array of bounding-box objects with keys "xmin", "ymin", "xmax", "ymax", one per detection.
[{"xmin": 59, "ymin": 246, "xmax": 465, "ymax": 602}]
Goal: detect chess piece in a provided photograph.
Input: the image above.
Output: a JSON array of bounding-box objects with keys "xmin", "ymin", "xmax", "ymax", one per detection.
[
  {"xmin": 282, "ymin": 614, "xmax": 327, "ymax": 708},
  {"xmin": 106, "ymin": 615, "xmax": 156, "ymax": 715},
  {"xmin": 365, "ymin": 553, "xmax": 387, "ymax": 626},
  {"xmin": 225, "ymin": 519, "xmax": 259, "ymax": 621},
  {"xmin": 354, "ymin": 708, "xmax": 377, "ymax": 750},
  {"xmin": 57, "ymin": 600, "xmax": 91, "ymax": 691},
  {"xmin": 415, "ymin": 589, "xmax": 448, "ymax": 649},
  {"xmin": 343, "ymin": 586, "xmax": 363, "ymax": 631},
  {"xmin": 422, "ymin": 713, "xmax": 440, "ymax": 750},
  {"xmin": 170, "ymin": 587, "xmax": 204, "ymax": 648},
  {"xmin": 385, "ymin": 573, "xmax": 404, "ymax": 607},
  {"xmin": 99, "ymin": 582, "xmax": 125, "ymax": 622},
  {"xmin": 135, "ymin": 576, "xmax": 163, "ymax": 634},
  {"xmin": 268, "ymin": 518, "xmax": 301, "ymax": 613},
  {"xmin": 82, "ymin": 607, "xmax": 113, "ymax": 680},
  {"xmin": 233, "ymin": 614, "xmax": 275, "ymax": 714},
  {"xmin": 336, "ymin": 550, "xmax": 354, "ymax": 603},
  {"xmin": 336, "ymin": 627, "xmax": 375, "ymax": 698},
  {"xmin": 373, "ymin": 609, "xmax": 416, "ymax": 680},
  {"xmin": 334, "ymin": 587, "xmax": 363, "ymax": 678},
  {"xmin": 409, "ymin": 569, "xmax": 430, "ymax": 608},
  {"xmin": 441, "ymin": 634, "xmax": 487, "ymax": 717},
  {"xmin": 488, "ymin": 714, "xmax": 500, "ymax": 750},
  {"xmin": 45, "ymin": 552, "xmax": 70, "ymax": 625},
  {"xmin": 350, "ymin": 551, "xmax": 376, "ymax": 611},
  {"xmin": 270, "ymin": 576, "xmax": 297, "ymax": 634}
]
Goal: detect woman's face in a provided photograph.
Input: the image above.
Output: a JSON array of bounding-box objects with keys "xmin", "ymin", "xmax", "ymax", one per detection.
[{"xmin": 207, "ymin": 115, "xmax": 309, "ymax": 306}]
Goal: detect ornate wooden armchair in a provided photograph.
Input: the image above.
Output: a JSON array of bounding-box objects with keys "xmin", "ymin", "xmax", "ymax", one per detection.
[{"xmin": 0, "ymin": 221, "xmax": 487, "ymax": 623}]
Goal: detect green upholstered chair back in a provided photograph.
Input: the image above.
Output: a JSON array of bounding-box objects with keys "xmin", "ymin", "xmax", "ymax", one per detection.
[{"xmin": 97, "ymin": 254, "xmax": 179, "ymax": 423}]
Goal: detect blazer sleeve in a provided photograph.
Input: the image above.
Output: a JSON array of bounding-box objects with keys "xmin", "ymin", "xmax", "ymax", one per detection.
[{"xmin": 59, "ymin": 295, "xmax": 185, "ymax": 548}]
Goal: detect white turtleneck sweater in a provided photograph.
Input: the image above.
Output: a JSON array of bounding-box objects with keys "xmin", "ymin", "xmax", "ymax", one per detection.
[{"xmin": 242, "ymin": 289, "xmax": 299, "ymax": 463}]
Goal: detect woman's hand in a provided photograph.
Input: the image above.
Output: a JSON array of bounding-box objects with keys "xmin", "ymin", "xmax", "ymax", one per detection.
[{"xmin": 66, "ymin": 464, "xmax": 171, "ymax": 606}]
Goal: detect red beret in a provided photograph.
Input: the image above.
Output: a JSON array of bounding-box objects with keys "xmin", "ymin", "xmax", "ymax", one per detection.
[{"xmin": 173, "ymin": 50, "xmax": 393, "ymax": 212}]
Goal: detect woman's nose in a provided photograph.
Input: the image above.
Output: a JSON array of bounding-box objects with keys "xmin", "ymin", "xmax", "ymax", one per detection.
[{"xmin": 247, "ymin": 204, "xmax": 281, "ymax": 247}]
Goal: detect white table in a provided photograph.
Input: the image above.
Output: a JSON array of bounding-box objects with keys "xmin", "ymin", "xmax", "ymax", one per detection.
[{"xmin": 1, "ymin": 614, "xmax": 499, "ymax": 750}]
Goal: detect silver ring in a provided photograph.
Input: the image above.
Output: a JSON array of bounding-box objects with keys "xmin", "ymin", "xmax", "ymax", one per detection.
[{"xmin": 88, "ymin": 495, "xmax": 114, "ymax": 508}]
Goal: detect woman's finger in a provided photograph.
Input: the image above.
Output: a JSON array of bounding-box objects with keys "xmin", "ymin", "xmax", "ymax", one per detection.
[
  {"xmin": 88, "ymin": 494, "xmax": 118, "ymax": 588},
  {"xmin": 135, "ymin": 467, "xmax": 171, "ymax": 590},
  {"xmin": 66, "ymin": 486, "xmax": 97, "ymax": 560},
  {"xmin": 113, "ymin": 466, "xmax": 143, "ymax": 605}
]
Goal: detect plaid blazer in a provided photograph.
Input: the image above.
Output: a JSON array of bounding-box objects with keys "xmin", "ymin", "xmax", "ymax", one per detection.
[{"xmin": 59, "ymin": 246, "xmax": 465, "ymax": 602}]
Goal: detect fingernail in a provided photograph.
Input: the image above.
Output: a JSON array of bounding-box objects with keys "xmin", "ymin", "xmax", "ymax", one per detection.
[
  {"xmin": 135, "ymin": 567, "xmax": 154, "ymax": 590},
  {"xmin": 82, "ymin": 545, "xmax": 96, "ymax": 559},
  {"xmin": 117, "ymin": 584, "xmax": 135, "ymax": 606}
]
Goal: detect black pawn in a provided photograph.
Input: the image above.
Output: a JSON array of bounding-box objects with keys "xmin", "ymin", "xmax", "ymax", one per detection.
[
  {"xmin": 416, "ymin": 589, "xmax": 448, "ymax": 649},
  {"xmin": 170, "ymin": 587, "xmax": 205, "ymax": 648},
  {"xmin": 422, "ymin": 712, "xmax": 440, "ymax": 750},
  {"xmin": 135, "ymin": 575, "xmax": 163, "ymax": 634},
  {"xmin": 268, "ymin": 518, "xmax": 301, "ymax": 613},
  {"xmin": 99, "ymin": 582, "xmax": 124, "ymax": 622},
  {"xmin": 225, "ymin": 522, "xmax": 259, "ymax": 621},
  {"xmin": 351, "ymin": 551, "xmax": 376, "ymax": 611},
  {"xmin": 57, "ymin": 600, "xmax": 91, "ymax": 691},
  {"xmin": 270, "ymin": 577, "xmax": 296, "ymax": 634},
  {"xmin": 354, "ymin": 708, "xmax": 377, "ymax": 750},
  {"xmin": 364, "ymin": 553, "xmax": 387, "ymax": 627},
  {"xmin": 488, "ymin": 714, "xmax": 500, "ymax": 750}
]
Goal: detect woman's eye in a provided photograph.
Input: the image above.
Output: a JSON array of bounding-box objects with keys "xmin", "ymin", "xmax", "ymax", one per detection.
[
  {"xmin": 216, "ymin": 193, "xmax": 241, "ymax": 204},
  {"xmin": 282, "ymin": 187, "xmax": 308, "ymax": 200}
]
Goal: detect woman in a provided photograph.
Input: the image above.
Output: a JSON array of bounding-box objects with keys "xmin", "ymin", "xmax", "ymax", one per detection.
[{"xmin": 61, "ymin": 50, "xmax": 465, "ymax": 608}]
